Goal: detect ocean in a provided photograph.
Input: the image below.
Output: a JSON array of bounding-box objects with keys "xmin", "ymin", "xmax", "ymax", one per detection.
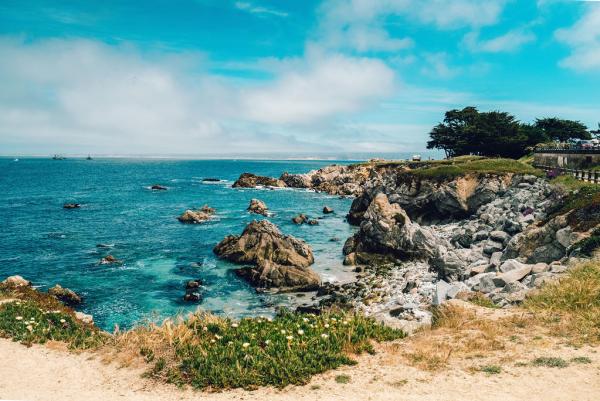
[{"xmin": 0, "ymin": 157, "xmax": 359, "ymax": 330}]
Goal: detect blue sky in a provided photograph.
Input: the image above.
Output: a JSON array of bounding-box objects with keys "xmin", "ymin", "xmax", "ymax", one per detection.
[{"xmin": 0, "ymin": 0, "xmax": 599, "ymax": 155}]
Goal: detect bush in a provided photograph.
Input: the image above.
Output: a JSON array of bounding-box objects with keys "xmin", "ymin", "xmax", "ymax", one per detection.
[
  {"xmin": 117, "ymin": 309, "xmax": 405, "ymax": 390},
  {"xmin": 532, "ymin": 357, "xmax": 568, "ymax": 368}
]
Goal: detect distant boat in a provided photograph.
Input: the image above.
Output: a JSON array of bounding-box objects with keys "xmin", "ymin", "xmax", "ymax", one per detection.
[
  {"xmin": 52, "ymin": 154, "xmax": 66, "ymax": 160},
  {"xmin": 86, "ymin": 154, "xmax": 93, "ymax": 160}
]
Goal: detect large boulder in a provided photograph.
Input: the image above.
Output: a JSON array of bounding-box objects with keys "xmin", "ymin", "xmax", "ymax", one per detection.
[
  {"xmin": 343, "ymin": 193, "xmax": 441, "ymax": 263},
  {"xmin": 232, "ymin": 173, "xmax": 285, "ymax": 188},
  {"xmin": 213, "ymin": 220, "xmax": 319, "ymax": 291},
  {"xmin": 178, "ymin": 205, "xmax": 215, "ymax": 224}
]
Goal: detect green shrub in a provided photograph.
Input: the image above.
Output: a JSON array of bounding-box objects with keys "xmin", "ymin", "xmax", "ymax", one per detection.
[
  {"xmin": 335, "ymin": 374, "xmax": 351, "ymax": 384},
  {"xmin": 532, "ymin": 357, "xmax": 568, "ymax": 368},
  {"xmin": 0, "ymin": 300, "xmax": 104, "ymax": 349},
  {"xmin": 134, "ymin": 309, "xmax": 404, "ymax": 390},
  {"xmin": 571, "ymin": 356, "xmax": 592, "ymax": 364}
]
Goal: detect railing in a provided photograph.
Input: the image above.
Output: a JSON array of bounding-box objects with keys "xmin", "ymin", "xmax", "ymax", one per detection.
[
  {"xmin": 534, "ymin": 148, "xmax": 600, "ymax": 154},
  {"xmin": 534, "ymin": 164, "xmax": 600, "ymax": 184}
]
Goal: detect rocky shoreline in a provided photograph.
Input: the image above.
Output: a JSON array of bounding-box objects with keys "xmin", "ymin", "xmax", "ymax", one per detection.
[{"xmin": 230, "ymin": 160, "xmax": 597, "ymax": 332}]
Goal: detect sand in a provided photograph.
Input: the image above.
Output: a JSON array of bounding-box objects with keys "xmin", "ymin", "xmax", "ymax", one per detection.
[{"xmin": 0, "ymin": 337, "xmax": 598, "ymax": 401}]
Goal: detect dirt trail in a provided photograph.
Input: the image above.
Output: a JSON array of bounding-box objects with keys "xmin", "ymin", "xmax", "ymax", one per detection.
[{"xmin": 1, "ymin": 338, "xmax": 598, "ymax": 401}]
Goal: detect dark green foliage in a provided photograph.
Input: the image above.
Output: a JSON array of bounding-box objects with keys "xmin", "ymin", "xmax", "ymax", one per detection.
[
  {"xmin": 479, "ymin": 365, "xmax": 502, "ymax": 374},
  {"xmin": 571, "ymin": 356, "xmax": 592, "ymax": 364},
  {"xmin": 534, "ymin": 118, "xmax": 590, "ymax": 142},
  {"xmin": 426, "ymin": 107, "xmax": 545, "ymax": 158},
  {"xmin": 147, "ymin": 310, "xmax": 404, "ymax": 390}
]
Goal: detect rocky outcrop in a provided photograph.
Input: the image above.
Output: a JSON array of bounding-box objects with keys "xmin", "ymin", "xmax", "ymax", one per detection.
[
  {"xmin": 291, "ymin": 214, "xmax": 318, "ymax": 225},
  {"xmin": 247, "ymin": 199, "xmax": 269, "ymax": 216},
  {"xmin": 151, "ymin": 184, "xmax": 168, "ymax": 190},
  {"xmin": 1, "ymin": 275, "xmax": 30, "ymax": 287},
  {"xmin": 232, "ymin": 173, "xmax": 285, "ymax": 188},
  {"xmin": 63, "ymin": 203, "xmax": 81, "ymax": 209},
  {"xmin": 281, "ymin": 164, "xmax": 373, "ymax": 196},
  {"xmin": 348, "ymin": 173, "xmax": 518, "ymax": 225},
  {"xmin": 213, "ymin": 220, "xmax": 320, "ymax": 291},
  {"xmin": 178, "ymin": 205, "xmax": 216, "ymax": 224},
  {"xmin": 323, "ymin": 206, "xmax": 334, "ymax": 214},
  {"xmin": 48, "ymin": 284, "xmax": 82, "ymax": 305},
  {"xmin": 99, "ymin": 255, "xmax": 121, "ymax": 265},
  {"xmin": 344, "ymin": 194, "xmax": 441, "ymax": 261}
]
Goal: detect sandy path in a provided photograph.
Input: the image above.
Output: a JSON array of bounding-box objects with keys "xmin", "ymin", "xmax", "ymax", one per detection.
[{"xmin": 1, "ymin": 339, "xmax": 599, "ymax": 401}]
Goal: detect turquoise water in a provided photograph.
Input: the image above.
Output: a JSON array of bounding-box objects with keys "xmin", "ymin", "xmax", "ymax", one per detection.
[{"xmin": 0, "ymin": 158, "xmax": 357, "ymax": 330}]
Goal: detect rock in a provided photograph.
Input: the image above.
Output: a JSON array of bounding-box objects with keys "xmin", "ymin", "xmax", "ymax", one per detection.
[
  {"xmin": 307, "ymin": 219, "xmax": 319, "ymax": 225},
  {"xmin": 490, "ymin": 230, "xmax": 511, "ymax": 245},
  {"xmin": 75, "ymin": 312, "xmax": 94, "ymax": 325},
  {"xmin": 63, "ymin": 203, "xmax": 81, "ymax": 209},
  {"xmin": 447, "ymin": 282, "xmax": 468, "ymax": 299},
  {"xmin": 345, "ymin": 193, "xmax": 442, "ymax": 263},
  {"xmin": 48, "ymin": 284, "xmax": 82, "ymax": 305},
  {"xmin": 178, "ymin": 205, "xmax": 215, "ymax": 224},
  {"xmin": 247, "ymin": 199, "xmax": 269, "ymax": 216},
  {"xmin": 499, "ymin": 259, "xmax": 526, "ymax": 273},
  {"xmin": 292, "ymin": 214, "xmax": 309, "ymax": 224},
  {"xmin": 432, "ymin": 247, "xmax": 468, "ymax": 280},
  {"xmin": 232, "ymin": 173, "xmax": 285, "ymax": 188},
  {"xmin": 2, "ymin": 275, "xmax": 30, "ymax": 287},
  {"xmin": 493, "ymin": 264, "xmax": 532, "ymax": 287},
  {"xmin": 555, "ymin": 227, "xmax": 574, "ymax": 248},
  {"xmin": 478, "ymin": 275, "xmax": 499, "ymax": 293},
  {"xmin": 483, "ymin": 240, "xmax": 504, "ymax": 255},
  {"xmin": 213, "ymin": 220, "xmax": 319, "ymax": 291},
  {"xmin": 473, "ymin": 231, "xmax": 489, "ymax": 242},
  {"xmin": 531, "ymin": 263, "xmax": 549, "ymax": 274},
  {"xmin": 183, "ymin": 292, "xmax": 201, "ymax": 302},
  {"xmin": 433, "ymin": 280, "xmax": 451, "ymax": 305},
  {"xmin": 343, "ymin": 253, "xmax": 357, "ymax": 266},
  {"xmin": 99, "ymin": 255, "xmax": 120, "ymax": 264},
  {"xmin": 489, "ymin": 252, "xmax": 503, "ymax": 268},
  {"xmin": 151, "ymin": 184, "xmax": 167, "ymax": 190},
  {"xmin": 323, "ymin": 206, "xmax": 334, "ymax": 214},
  {"xmin": 550, "ymin": 265, "xmax": 568, "ymax": 274},
  {"xmin": 185, "ymin": 280, "xmax": 202, "ymax": 290}
]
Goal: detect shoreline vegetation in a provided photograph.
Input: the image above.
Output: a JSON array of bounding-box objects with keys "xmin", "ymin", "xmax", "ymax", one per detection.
[{"xmin": 2, "ymin": 154, "xmax": 600, "ymax": 396}]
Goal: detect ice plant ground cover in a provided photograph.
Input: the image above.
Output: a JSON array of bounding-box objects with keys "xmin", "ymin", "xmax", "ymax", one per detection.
[{"xmin": 112, "ymin": 310, "xmax": 405, "ymax": 389}]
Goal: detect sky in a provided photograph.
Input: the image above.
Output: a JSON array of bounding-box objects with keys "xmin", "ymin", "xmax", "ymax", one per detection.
[{"xmin": 0, "ymin": 0, "xmax": 599, "ymax": 156}]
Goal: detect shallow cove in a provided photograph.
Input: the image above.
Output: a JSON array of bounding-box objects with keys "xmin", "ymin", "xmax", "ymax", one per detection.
[{"xmin": 0, "ymin": 158, "xmax": 358, "ymax": 330}]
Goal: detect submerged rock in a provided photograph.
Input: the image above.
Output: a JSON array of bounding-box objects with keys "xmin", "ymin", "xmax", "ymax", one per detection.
[
  {"xmin": 150, "ymin": 184, "xmax": 168, "ymax": 190},
  {"xmin": 63, "ymin": 203, "xmax": 81, "ymax": 209},
  {"xmin": 213, "ymin": 220, "xmax": 319, "ymax": 291},
  {"xmin": 99, "ymin": 255, "xmax": 120, "ymax": 265},
  {"xmin": 247, "ymin": 199, "xmax": 269, "ymax": 216},
  {"xmin": 178, "ymin": 205, "xmax": 215, "ymax": 224},
  {"xmin": 323, "ymin": 206, "xmax": 334, "ymax": 214},
  {"xmin": 48, "ymin": 284, "xmax": 82, "ymax": 305}
]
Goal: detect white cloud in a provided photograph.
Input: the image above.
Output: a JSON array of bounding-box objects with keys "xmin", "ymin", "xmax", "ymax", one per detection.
[
  {"xmin": 0, "ymin": 37, "xmax": 397, "ymax": 154},
  {"xmin": 240, "ymin": 49, "xmax": 396, "ymax": 124},
  {"xmin": 420, "ymin": 53, "xmax": 461, "ymax": 79},
  {"xmin": 316, "ymin": 0, "xmax": 508, "ymax": 53},
  {"xmin": 463, "ymin": 29, "xmax": 536, "ymax": 53},
  {"xmin": 234, "ymin": 2, "xmax": 288, "ymax": 18},
  {"xmin": 555, "ymin": 5, "xmax": 600, "ymax": 71}
]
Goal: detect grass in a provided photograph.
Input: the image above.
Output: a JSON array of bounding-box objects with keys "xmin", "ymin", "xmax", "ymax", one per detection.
[
  {"xmin": 401, "ymin": 158, "xmax": 542, "ymax": 181},
  {"xmin": 112, "ymin": 309, "xmax": 405, "ymax": 390},
  {"xmin": 524, "ymin": 261, "xmax": 600, "ymax": 344},
  {"xmin": 571, "ymin": 356, "xmax": 592, "ymax": 364},
  {"xmin": 531, "ymin": 357, "xmax": 569, "ymax": 368},
  {"xmin": 335, "ymin": 374, "xmax": 351, "ymax": 384},
  {"xmin": 479, "ymin": 365, "xmax": 502, "ymax": 375}
]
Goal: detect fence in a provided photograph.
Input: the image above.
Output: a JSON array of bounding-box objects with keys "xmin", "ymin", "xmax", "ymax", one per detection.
[{"xmin": 534, "ymin": 164, "xmax": 600, "ymax": 184}]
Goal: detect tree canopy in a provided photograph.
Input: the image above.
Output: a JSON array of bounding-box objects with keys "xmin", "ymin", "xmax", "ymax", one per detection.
[
  {"xmin": 534, "ymin": 118, "xmax": 590, "ymax": 142},
  {"xmin": 427, "ymin": 107, "xmax": 591, "ymax": 158}
]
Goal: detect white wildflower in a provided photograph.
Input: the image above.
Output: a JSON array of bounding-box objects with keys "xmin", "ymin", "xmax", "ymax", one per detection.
[
  {"xmin": 297, "ymin": 329, "xmax": 304, "ymax": 335},
  {"xmin": 242, "ymin": 342, "xmax": 250, "ymax": 348},
  {"xmin": 15, "ymin": 316, "xmax": 23, "ymax": 321},
  {"xmin": 280, "ymin": 329, "xmax": 286, "ymax": 334},
  {"xmin": 286, "ymin": 335, "xmax": 293, "ymax": 341},
  {"xmin": 321, "ymin": 334, "xmax": 329, "ymax": 339},
  {"xmin": 231, "ymin": 323, "xmax": 238, "ymax": 328},
  {"xmin": 60, "ymin": 319, "xmax": 66, "ymax": 323},
  {"xmin": 324, "ymin": 324, "xmax": 330, "ymax": 328}
]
